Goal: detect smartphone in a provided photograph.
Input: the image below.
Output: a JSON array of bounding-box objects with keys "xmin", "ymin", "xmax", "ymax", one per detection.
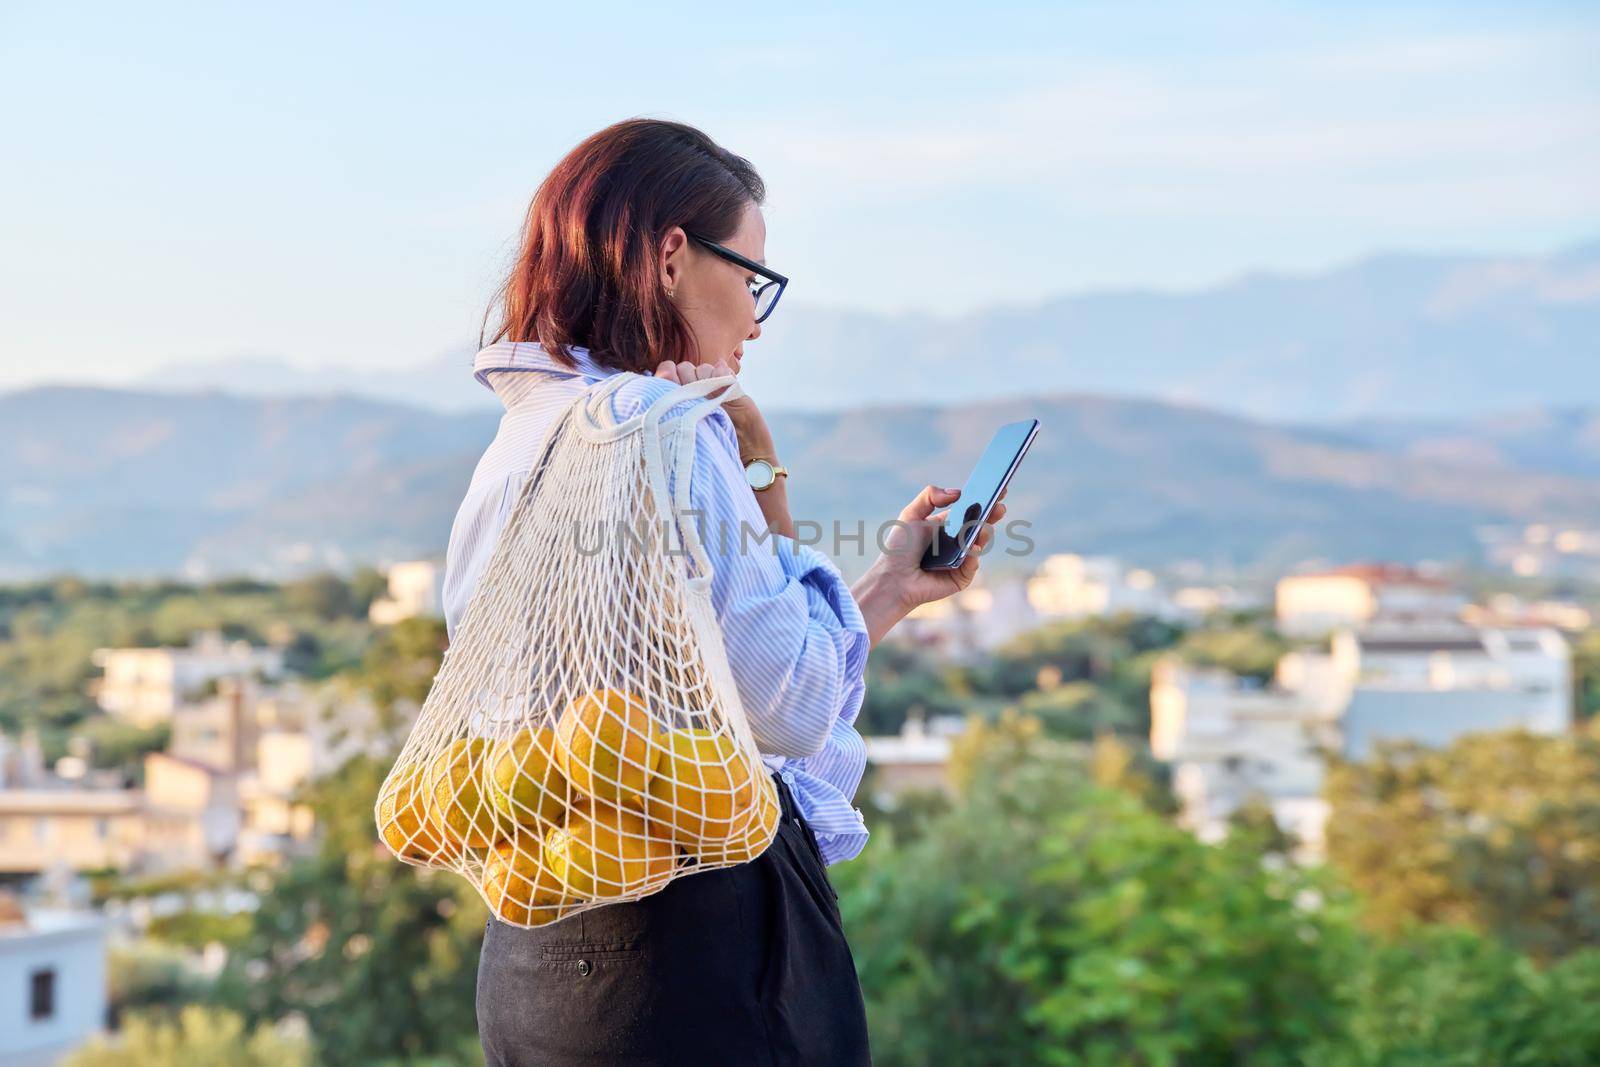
[{"xmin": 920, "ymin": 418, "xmax": 1040, "ymax": 571}]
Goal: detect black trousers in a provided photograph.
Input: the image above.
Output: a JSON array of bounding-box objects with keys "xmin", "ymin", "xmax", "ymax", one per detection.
[{"xmin": 476, "ymin": 770, "xmax": 873, "ymax": 1066}]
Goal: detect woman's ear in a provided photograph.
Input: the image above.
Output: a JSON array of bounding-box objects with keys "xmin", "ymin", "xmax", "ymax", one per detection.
[{"xmin": 658, "ymin": 226, "xmax": 689, "ymax": 293}]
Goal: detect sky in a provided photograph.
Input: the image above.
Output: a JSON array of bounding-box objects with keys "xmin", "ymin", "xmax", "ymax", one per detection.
[{"xmin": 1, "ymin": 1, "xmax": 1596, "ymax": 392}]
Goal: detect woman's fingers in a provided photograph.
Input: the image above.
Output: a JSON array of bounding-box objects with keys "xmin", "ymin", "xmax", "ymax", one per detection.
[
  {"xmin": 656, "ymin": 359, "xmax": 743, "ymax": 384},
  {"xmin": 956, "ymin": 550, "xmax": 981, "ymax": 585},
  {"xmin": 899, "ymin": 484, "xmax": 962, "ymax": 524}
]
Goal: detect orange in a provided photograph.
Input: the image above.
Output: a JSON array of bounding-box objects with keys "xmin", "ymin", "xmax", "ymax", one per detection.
[
  {"xmin": 710, "ymin": 783, "xmax": 779, "ymax": 865},
  {"xmin": 554, "ymin": 689, "xmax": 661, "ymax": 811},
  {"xmin": 544, "ymin": 798, "xmax": 678, "ymax": 899},
  {"xmin": 646, "ymin": 727, "xmax": 759, "ymax": 846},
  {"xmin": 426, "ymin": 737, "xmax": 499, "ymax": 850},
  {"xmin": 481, "ymin": 835, "xmax": 570, "ymax": 927},
  {"xmin": 487, "ymin": 726, "xmax": 569, "ymax": 832},
  {"xmin": 377, "ymin": 762, "xmax": 458, "ymax": 865}
]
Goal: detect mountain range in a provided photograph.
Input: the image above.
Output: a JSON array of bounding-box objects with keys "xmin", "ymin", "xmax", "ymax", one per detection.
[
  {"xmin": 5, "ymin": 384, "xmax": 1600, "ymax": 581},
  {"xmin": 5, "ymin": 238, "xmax": 1595, "ymax": 581},
  {"xmin": 131, "ymin": 239, "xmax": 1600, "ymax": 423}
]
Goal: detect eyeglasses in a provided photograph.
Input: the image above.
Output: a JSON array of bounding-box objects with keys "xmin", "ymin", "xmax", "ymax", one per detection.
[{"xmin": 685, "ymin": 232, "xmax": 788, "ymax": 324}]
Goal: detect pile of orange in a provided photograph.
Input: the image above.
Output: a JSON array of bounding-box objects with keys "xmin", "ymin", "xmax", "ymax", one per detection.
[{"xmin": 376, "ymin": 687, "xmax": 780, "ymax": 928}]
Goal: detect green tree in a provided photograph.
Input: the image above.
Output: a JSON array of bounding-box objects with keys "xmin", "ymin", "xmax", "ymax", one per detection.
[
  {"xmin": 284, "ymin": 573, "xmax": 359, "ymax": 622},
  {"xmin": 81, "ymin": 718, "xmax": 170, "ymax": 775},
  {"xmin": 1016, "ymin": 680, "xmax": 1135, "ymax": 740},
  {"xmin": 348, "ymin": 616, "xmax": 449, "ymax": 725},
  {"xmin": 1315, "ymin": 926, "xmax": 1600, "ymax": 1067},
  {"xmin": 974, "ymin": 614, "xmax": 1182, "ymax": 704},
  {"xmin": 1226, "ymin": 794, "xmax": 1297, "ymax": 857},
  {"xmin": 349, "ymin": 566, "xmax": 390, "ymax": 616},
  {"xmin": 1325, "ymin": 725, "xmax": 1600, "ymax": 961},
  {"xmin": 839, "ymin": 724, "xmax": 1352, "ymax": 1066},
  {"xmin": 1087, "ymin": 731, "xmax": 1178, "ymax": 816},
  {"xmin": 214, "ymin": 755, "xmax": 487, "ymax": 1067},
  {"xmin": 65, "ymin": 1006, "xmax": 310, "ymax": 1067},
  {"xmin": 1571, "ymin": 627, "xmax": 1600, "ymax": 723},
  {"xmin": 1175, "ymin": 622, "xmax": 1289, "ymax": 683},
  {"xmin": 859, "ymin": 641, "xmax": 974, "ymax": 736},
  {"xmin": 106, "ymin": 941, "xmax": 212, "ymax": 1019}
]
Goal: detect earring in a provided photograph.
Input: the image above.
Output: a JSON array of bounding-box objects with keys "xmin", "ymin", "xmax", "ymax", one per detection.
[{"xmin": 666, "ymin": 287, "xmax": 676, "ymax": 298}]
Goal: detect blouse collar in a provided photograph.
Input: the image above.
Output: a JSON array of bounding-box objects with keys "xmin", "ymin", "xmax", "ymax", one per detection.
[{"xmin": 471, "ymin": 340, "xmax": 620, "ymax": 395}]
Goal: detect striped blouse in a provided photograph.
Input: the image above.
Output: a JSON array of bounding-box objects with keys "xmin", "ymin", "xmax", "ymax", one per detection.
[{"xmin": 441, "ymin": 340, "xmax": 871, "ymax": 867}]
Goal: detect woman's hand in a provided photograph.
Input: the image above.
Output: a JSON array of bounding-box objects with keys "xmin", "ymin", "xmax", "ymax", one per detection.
[
  {"xmin": 654, "ymin": 357, "xmax": 773, "ymax": 461},
  {"xmin": 655, "ymin": 356, "xmax": 795, "ymax": 539},
  {"xmin": 851, "ymin": 484, "xmax": 1009, "ymax": 649}
]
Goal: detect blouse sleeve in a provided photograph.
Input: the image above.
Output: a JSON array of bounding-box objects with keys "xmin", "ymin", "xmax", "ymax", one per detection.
[{"xmin": 613, "ymin": 376, "xmax": 871, "ymax": 760}]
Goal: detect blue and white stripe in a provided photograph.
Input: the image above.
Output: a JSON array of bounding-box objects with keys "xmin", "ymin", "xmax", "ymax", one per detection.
[{"xmin": 442, "ymin": 341, "xmax": 871, "ymax": 866}]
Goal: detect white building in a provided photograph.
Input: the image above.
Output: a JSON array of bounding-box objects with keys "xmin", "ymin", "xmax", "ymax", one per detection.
[
  {"xmin": 1151, "ymin": 619, "xmax": 1572, "ymax": 858},
  {"xmin": 861, "ymin": 715, "xmax": 966, "ymax": 801},
  {"xmin": 140, "ymin": 753, "xmax": 241, "ymax": 871},
  {"xmin": 895, "ymin": 552, "xmax": 1209, "ymax": 660},
  {"xmin": 1026, "ymin": 553, "xmax": 1167, "ymax": 620},
  {"xmin": 369, "ymin": 560, "xmax": 444, "ymax": 624},
  {"xmin": 0, "ymin": 788, "xmax": 146, "ymax": 876},
  {"xmin": 1462, "ymin": 593, "xmax": 1593, "ymax": 632},
  {"xmin": 1478, "ymin": 522, "xmax": 1600, "ymax": 581},
  {"xmin": 0, "ymin": 901, "xmax": 107, "ymax": 1067},
  {"xmin": 1275, "ymin": 563, "xmax": 1465, "ymax": 638},
  {"xmin": 91, "ymin": 632, "xmax": 286, "ymax": 726},
  {"xmin": 1151, "ymin": 657, "xmax": 1342, "ymax": 856},
  {"xmin": 1338, "ymin": 624, "xmax": 1571, "ymax": 756},
  {"xmin": 896, "ymin": 578, "xmax": 1039, "ymax": 660}
]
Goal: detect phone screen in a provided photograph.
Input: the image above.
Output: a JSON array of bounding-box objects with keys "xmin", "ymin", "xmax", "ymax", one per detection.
[{"xmin": 922, "ymin": 419, "xmax": 1039, "ymax": 570}]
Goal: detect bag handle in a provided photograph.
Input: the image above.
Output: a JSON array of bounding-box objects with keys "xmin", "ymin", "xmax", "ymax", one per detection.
[
  {"xmin": 560, "ymin": 370, "xmax": 747, "ymax": 590},
  {"xmin": 641, "ymin": 375, "xmax": 746, "ymax": 591}
]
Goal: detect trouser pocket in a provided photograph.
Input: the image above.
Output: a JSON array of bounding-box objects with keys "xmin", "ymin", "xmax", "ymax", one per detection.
[{"xmin": 779, "ymin": 819, "xmax": 843, "ymax": 929}]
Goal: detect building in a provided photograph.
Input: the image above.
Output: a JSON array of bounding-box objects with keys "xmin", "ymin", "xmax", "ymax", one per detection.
[
  {"xmin": 369, "ymin": 560, "xmax": 444, "ymax": 624},
  {"xmin": 236, "ymin": 730, "xmax": 317, "ymax": 864},
  {"xmin": 896, "ymin": 578, "xmax": 1039, "ymax": 660},
  {"xmin": 91, "ymin": 631, "xmax": 285, "ymax": 726},
  {"xmin": 861, "ymin": 716, "xmax": 965, "ymax": 801},
  {"xmin": 1151, "ymin": 616, "xmax": 1572, "ymax": 858},
  {"xmin": 1150, "ymin": 657, "xmax": 1341, "ymax": 856},
  {"xmin": 1026, "ymin": 553, "xmax": 1166, "ymax": 620},
  {"xmin": 168, "ymin": 677, "xmax": 259, "ymax": 773},
  {"xmin": 0, "ymin": 898, "xmax": 108, "ymax": 1067},
  {"xmin": 1461, "ymin": 593, "xmax": 1593, "ymax": 632},
  {"xmin": 1338, "ymin": 623, "xmax": 1571, "ymax": 757},
  {"xmin": 140, "ymin": 753, "xmax": 240, "ymax": 871},
  {"xmin": 0, "ymin": 789, "xmax": 146, "ymax": 876},
  {"xmin": 1275, "ymin": 563, "xmax": 1465, "ymax": 638},
  {"xmin": 1478, "ymin": 522, "xmax": 1600, "ymax": 581}
]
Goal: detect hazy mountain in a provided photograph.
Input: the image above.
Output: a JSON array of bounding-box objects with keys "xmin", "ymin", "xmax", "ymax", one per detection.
[
  {"xmin": 7, "ymin": 384, "xmax": 1600, "ymax": 581},
  {"xmin": 1322, "ymin": 406, "xmax": 1600, "ymax": 481},
  {"xmin": 137, "ymin": 239, "xmax": 1600, "ymax": 422},
  {"xmin": 142, "ymin": 348, "xmax": 489, "ymax": 413},
  {"xmin": 0, "ymin": 387, "xmax": 494, "ymax": 578}
]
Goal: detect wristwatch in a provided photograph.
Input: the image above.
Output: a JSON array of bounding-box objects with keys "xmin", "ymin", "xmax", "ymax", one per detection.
[{"xmin": 743, "ymin": 456, "xmax": 789, "ymax": 492}]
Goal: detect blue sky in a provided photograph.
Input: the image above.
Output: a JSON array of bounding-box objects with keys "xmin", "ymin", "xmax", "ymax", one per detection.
[{"xmin": 1, "ymin": 1, "xmax": 1596, "ymax": 391}]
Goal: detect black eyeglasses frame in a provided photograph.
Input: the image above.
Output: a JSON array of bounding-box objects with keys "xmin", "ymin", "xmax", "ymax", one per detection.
[{"xmin": 684, "ymin": 232, "xmax": 789, "ymax": 324}]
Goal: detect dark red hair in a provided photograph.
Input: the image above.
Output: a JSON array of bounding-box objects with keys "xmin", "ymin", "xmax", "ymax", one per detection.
[{"xmin": 482, "ymin": 118, "xmax": 765, "ymax": 373}]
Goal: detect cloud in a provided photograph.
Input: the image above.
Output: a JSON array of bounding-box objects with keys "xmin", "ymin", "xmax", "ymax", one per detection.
[{"xmin": 731, "ymin": 30, "xmax": 1600, "ymax": 227}]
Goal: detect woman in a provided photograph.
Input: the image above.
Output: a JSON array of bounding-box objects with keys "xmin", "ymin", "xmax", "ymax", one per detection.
[{"xmin": 445, "ymin": 118, "xmax": 1006, "ymax": 1067}]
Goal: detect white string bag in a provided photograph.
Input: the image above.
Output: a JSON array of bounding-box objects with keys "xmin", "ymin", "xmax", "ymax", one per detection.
[{"xmin": 376, "ymin": 370, "xmax": 781, "ymax": 927}]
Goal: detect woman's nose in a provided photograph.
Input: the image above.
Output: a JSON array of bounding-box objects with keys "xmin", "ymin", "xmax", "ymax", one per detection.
[{"xmin": 747, "ymin": 319, "xmax": 762, "ymax": 341}]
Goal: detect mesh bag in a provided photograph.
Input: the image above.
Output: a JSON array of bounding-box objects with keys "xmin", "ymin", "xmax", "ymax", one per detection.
[{"xmin": 376, "ymin": 371, "xmax": 781, "ymax": 927}]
